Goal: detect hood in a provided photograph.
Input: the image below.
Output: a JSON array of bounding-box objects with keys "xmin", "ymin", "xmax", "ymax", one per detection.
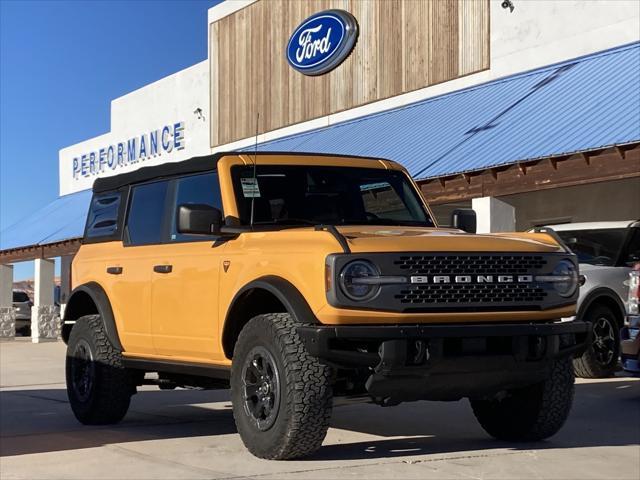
[{"xmin": 334, "ymin": 226, "xmax": 565, "ymax": 253}]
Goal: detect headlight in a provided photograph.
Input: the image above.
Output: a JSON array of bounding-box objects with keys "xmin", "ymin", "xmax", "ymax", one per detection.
[
  {"xmin": 339, "ymin": 260, "xmax": 380, "ymax": 301},
  {"xmin": 550, "ymin": 260, "xmax": 578, "ymax": 297},
  {"xmin": 536, "ymin": 260, "xmax": 578, "ymax": 297}
]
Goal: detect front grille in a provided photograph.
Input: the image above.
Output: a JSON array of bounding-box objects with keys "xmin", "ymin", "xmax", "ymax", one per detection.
[
  {"xmin": 395, "ymin": 283, "xmax": 548, "ymax": 305},
  {"xmin": 394, "ymin": 254, "xmax": 547, "ymax": 275},
  {"xmin": 390, "ymin": 254, "xmax": 550, "ymax": 311}
]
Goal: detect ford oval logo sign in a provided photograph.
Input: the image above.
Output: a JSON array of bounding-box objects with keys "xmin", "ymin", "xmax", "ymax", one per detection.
[{"xmin": 286, "ymin": 9, "xmax": 358, "ymax": 76}]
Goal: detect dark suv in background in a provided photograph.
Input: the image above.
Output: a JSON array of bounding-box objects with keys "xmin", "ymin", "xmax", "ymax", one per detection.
[{"xmin": 12, "ymin": 290, "xmax": 32, "ymax": 336}]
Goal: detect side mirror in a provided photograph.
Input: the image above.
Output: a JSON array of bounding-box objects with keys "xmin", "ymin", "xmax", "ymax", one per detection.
[
  {"xmin": 177, "ymin": 204, "xmax": 223, "ymax": 235},
  {"xmin": 451, "ymin": 208, "xmax": 477, "ymax": 234}
]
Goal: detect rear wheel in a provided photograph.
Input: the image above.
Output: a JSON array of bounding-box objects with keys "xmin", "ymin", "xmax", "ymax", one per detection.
[
  {"xmin": 470, "ymin": 358, "xmax": 574, "ymax": 441},
  {"xmin": 231, "ymin": 313, "xmax": 333, "ymax": 460},
  {"xmin": 573, "ymin": 305, "xmax": 621, "ymax": 378},
  {"xmin": 66, "ymin": 314, "xmax": 135, "ymax": 424}
]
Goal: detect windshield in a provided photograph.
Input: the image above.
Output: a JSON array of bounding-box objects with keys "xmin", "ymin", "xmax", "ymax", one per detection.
[
  {"xmin": 231, "ymin": 165, "xmax": 434, "ymax": 227},
  {"xmin": 557, "ymin": 228, "xmax": 627, "ymax": 266},
  {"xmin": 13, "ymin": 291, "xmax": 29, "ymax": 303}
]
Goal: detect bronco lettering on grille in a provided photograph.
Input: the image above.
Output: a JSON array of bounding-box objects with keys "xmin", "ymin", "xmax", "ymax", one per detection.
[{"xmin": 410, "ymin": 275, "xmax": 534, "ymax": 284}]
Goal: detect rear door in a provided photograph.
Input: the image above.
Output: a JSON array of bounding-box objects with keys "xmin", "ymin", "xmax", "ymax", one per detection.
[{"xmin": 149, "ymin": 172, "xmax": 225, "ymax": 361}]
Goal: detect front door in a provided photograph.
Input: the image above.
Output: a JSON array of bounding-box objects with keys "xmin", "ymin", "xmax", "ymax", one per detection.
[{"xmin": 150, "ymin": 172, "xmax": 225, "ymax": 361}]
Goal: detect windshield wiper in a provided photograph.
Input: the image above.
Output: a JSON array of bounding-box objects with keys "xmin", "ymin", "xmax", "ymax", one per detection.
[
  {"xmin": 252, "ymin": 218, "xmax": 317, "ymax": 226},
  {"xmin": 342, "ymin": 219, "xmax": 433, "ymax": 227}
]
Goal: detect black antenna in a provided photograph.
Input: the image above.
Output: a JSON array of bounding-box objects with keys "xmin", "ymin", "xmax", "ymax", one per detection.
[{"xmin": 249, "ymin": 112, "xmax": 259, "ymax": 227}]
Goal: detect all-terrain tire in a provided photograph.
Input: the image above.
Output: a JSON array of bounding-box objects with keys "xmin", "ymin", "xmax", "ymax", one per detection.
[
  {"xmin": 470, "ymin": 357, "xmax": 574, "ymax": 441},
  {"xmin": 66, "ymin": 314, "xmax": 135, "ymax": 425},
  {"xmin": 231, "ymin": 313, "xmax": 333, "ymax": 460},
  {"xmin": 573, "ymin": 305, "xmax": 621, "ymax": 378}
]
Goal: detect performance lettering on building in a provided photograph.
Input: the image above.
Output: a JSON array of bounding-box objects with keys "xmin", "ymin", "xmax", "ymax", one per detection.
[{"xmin": 72, "ymin": 122, "xmax": 185, "ymax": 179}]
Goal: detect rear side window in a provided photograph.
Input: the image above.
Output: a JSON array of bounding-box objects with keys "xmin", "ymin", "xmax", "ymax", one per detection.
[
  {"xmin": 126, "ymin": 180, "xmax": 170, "ymax": 245},
  {"xmin": 85, "ymin": 192, "xmax": 122, "ymax": 240},
  {"xmin": 13, "ymin": 291, "xmax": 29, "ymax": 303},
  {"xmin": 170, "ymin": 172, "xmax": 222, "ymax": 242}
]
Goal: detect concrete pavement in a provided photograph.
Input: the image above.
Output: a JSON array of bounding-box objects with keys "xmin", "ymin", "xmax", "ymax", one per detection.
[{"xmin": 1, "ymin": 338, "xmax": 638, "ymax": 479}]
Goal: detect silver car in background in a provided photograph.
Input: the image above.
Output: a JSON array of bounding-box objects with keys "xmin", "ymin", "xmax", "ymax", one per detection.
[
  {"xmin": 543, "ymin": 221, "xmax": 640, "ymax": 378},
  {"xmin": 12, "ymin": 290, "xmax": 32, "ymax": 336}
]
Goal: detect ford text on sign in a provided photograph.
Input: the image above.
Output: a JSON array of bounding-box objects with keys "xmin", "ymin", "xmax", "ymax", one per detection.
[{"xmin": 286, "ymin": 10, "xmax": 358, "ymax": 76}]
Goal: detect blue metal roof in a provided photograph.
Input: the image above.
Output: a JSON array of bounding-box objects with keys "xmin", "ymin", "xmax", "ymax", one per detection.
[
  {"xmin": 2, "ymin": 43, "xmax": 638, "ymax": 253},
  {"xmin": 248, "ymin": 42, "xmax": 640, "ymax": 179},
  {"xmin": 0, "ymin": 190, "xmax": 91, "ymax": 251}
]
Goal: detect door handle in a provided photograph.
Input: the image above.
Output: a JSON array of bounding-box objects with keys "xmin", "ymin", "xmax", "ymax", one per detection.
[
  {"xmin": 106, "ymin": 266, "xmax": 123, "ymax": 275},
  {"xmin": 153, "ymin": 265, "xmax": 173, "ymax": 274}
]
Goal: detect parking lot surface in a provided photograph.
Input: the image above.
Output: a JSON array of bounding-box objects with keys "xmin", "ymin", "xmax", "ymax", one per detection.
[{"xmin": 1, "ymin": 338, "xmax": 638, "ymax": 480}]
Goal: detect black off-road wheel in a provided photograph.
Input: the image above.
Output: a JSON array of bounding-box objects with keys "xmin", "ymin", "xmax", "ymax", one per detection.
[
  {"xmin": 66, "ymin": 314, "xmax": 135, "ymax": 425},
  {"xmin": 573, "ymin": 305, "xmax": 621, "ymax": 378},
  {"xmin": 470, "ymin": 358, "xmax": 574, "ymax": 441},
  {"xmin": 231, "ymin": 313, "xmax": 333, "ymax": 460}
]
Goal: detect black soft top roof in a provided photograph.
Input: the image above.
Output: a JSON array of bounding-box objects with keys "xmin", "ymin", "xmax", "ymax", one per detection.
[
  {"xmin": 93, "ymin": 152, "xmax": 224, "ymax": 193},
  {"xmin": 92, "ymin": 151, "xmax": 387, "ymax": 193}
]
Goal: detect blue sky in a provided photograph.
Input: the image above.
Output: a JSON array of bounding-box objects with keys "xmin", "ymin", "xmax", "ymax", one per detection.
[{"xmin": 1, "ymin": 0, "xmax": 221, "ymax": 279}]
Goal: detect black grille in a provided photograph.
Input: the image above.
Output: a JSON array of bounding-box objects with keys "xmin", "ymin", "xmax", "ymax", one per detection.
[
  {"xmin": 395, "ymin": 283, "xmax": 548, "ymax": 305},
  {"xmin": 391, "ymin": 254, "xmax": 549, "ymax": 309},
  {"xmin": 394, "ymin": 255, "xmax": 547, "ymax": 275}
]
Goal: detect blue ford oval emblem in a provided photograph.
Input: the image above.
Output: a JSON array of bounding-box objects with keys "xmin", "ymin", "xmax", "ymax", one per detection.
[{"xmin": 286, "ymin": 9, "xmax": 359, "ymax": 76}]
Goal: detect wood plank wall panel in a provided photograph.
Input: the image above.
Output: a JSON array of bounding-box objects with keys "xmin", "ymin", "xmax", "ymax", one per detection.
[
  {"xmin": 209, "ymin": 21, "xmax": 219, "ymax": 146},
  {"xmin": 377, "ymin": 0, "xmax": 404, "ymax": 100},
  {"xmin": 458, "ymin": 0, "xmax": 490, "ymax": 76},
  {"xmin": 429, "ymin": 0, "xmax": 459, "ymax": 85},
  {"xmin": 211, "ymin": 0, "xmax": 489, "ymax": 147},
  {"xmin": 403, "ymin": 0, "xmax": 432, "ymax": 93}
]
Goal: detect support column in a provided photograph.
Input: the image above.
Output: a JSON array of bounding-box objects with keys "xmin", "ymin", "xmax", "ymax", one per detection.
[
  {"xmin": 0, "ymin": 264, "xmax": 16, "ymax": 339},
  {"xmin": 32, "ymin": 258, "xmax": 59, "ymax": 343},
  {"xmin": 59, "ymin": 255, "xmax": 73, "ymax": 318},
  {"xmin": 472, "ymin": 196, "xmax": 516, "ymax": 233}
]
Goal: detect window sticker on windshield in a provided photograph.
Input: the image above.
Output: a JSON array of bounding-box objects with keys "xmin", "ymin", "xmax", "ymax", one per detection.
[
  {"xmin": 360, "ymin": 181, "xmax": 391, "ymax": 192},
  {"xmin": 241, "ymin": 177, "xmax": 261, "ymax": 198}
]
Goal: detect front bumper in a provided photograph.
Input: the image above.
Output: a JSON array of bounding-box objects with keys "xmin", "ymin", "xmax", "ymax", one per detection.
[
  {"xmin": 298, "ymin": 320, "xmax": 590, "ymax": 402},
  {"xmin": 621, "ymin": 315, "xmax": 640, "ymax": 373}
]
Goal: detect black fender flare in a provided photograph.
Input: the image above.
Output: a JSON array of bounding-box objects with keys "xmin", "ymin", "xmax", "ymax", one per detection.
[
  {"xmin": 577, "ymin": 287, "xmax": 626, "ymax": 326},
  {"xmin": 64, "ymin": 282, "xmax": 123, "ymax": 351},
  {"xmin": 224, "ymin": 275, "xmax": 319, "ymax": 326},
  {"xmin": 222, "ymin": 276, "xmax": 319, "ymax": 357}
]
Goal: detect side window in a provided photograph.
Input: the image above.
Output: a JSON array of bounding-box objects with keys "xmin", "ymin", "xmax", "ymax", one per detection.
[
  {"xmin": 170, "ymin": 172, "xmax": 222, "ymax": 242},
  {"xmin": 126, "ymin": 180, "xmax": 170, "ymax": 245},
  {"xmin": 85, "ymin": 192, "xmax": 121, "ymax": 240}
]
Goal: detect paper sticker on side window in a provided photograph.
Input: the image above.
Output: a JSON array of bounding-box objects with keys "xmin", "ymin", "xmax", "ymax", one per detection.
[{"xmin": 241, "ymin": 177, "xmax": 261, "ymax": 198}]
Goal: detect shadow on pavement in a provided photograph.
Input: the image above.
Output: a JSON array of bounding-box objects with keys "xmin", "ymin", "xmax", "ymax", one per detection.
[{"xmin": 1, "ymin": 377, "xmax": 638, "ymax": 460}]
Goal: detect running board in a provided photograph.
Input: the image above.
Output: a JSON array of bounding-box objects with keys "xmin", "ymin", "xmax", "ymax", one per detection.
[{"xmin": 122, "ymin": 357, "xmax": 231, "ymax": 380}]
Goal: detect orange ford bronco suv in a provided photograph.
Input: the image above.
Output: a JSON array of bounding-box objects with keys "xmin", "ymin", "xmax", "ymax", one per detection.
[{"xmin": 63, "ymin": 152, "xmax": 590, "ymax": 459}]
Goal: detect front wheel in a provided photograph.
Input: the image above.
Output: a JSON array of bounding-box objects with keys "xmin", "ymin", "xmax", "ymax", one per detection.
[
  {"xmin": 470, "ymin": 358, "xmax": 574, "ymax": 441},
  {"xmin": 231, "ymin": 313, "xmax": 333, "ymax": 460},
  {"xmin": 66, "ymin": 315, "xmax": 135, "ymax": 424},
  {"xmin": 573, "ymin": 305, "xmax": 621, "ymax": 378}
]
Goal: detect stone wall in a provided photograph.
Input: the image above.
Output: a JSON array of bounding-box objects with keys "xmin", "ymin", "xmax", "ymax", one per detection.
[
  {"xmin": 33, "ymin": 305, "xmax": 61, "ymax": 341},
  {"xmin": 0, "ymin": 307, "xmax": 16, "ymax": 339}
]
